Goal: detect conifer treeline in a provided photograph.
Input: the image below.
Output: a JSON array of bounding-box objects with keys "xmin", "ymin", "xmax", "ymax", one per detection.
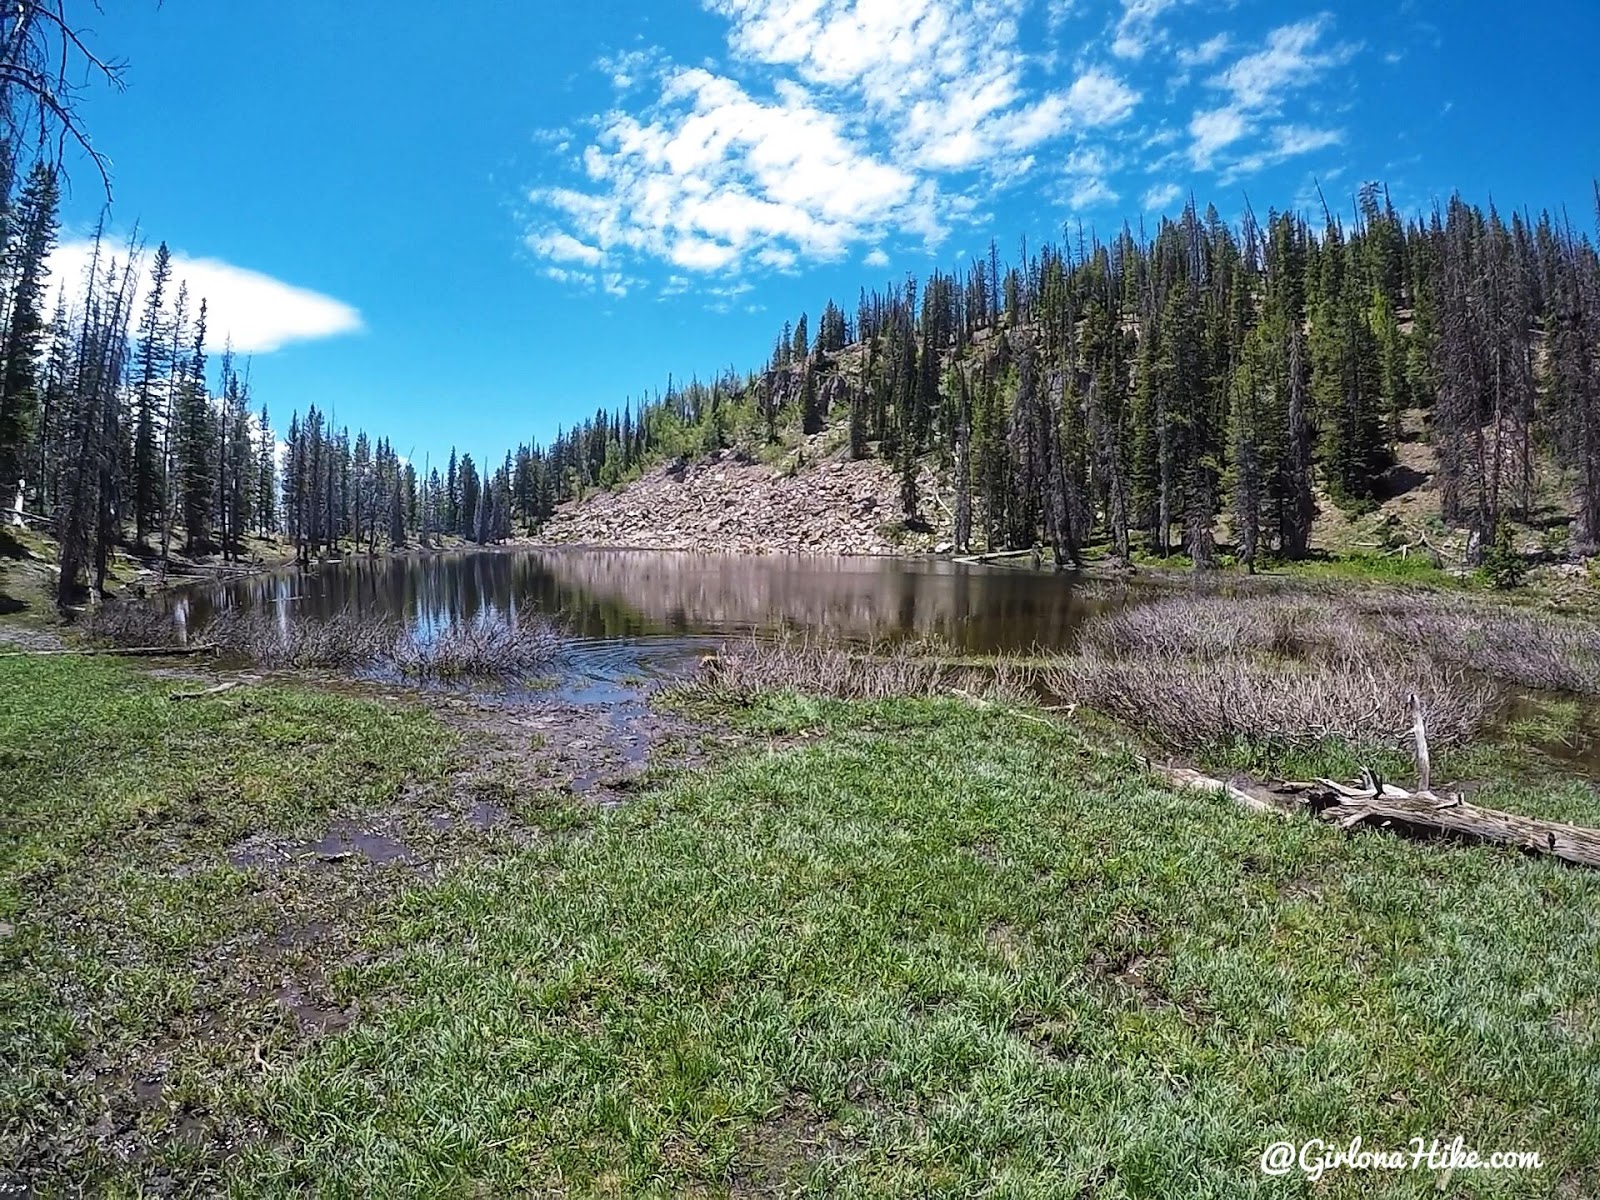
[
  {"xmin": 0, "ymin": 159, "xmax": 283, "ymax": 601},
  {"xmin": 522, "ymin": 184, "xmax": 1600, "ymax": 568},
  {"xmin": 6, "ymin": 176, "xmax": 1598, "ymax": 595}
]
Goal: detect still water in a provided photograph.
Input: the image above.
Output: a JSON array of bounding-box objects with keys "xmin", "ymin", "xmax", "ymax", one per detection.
[{"xmin": 172, "ymin": 548, "xmax": 1109, "ymax": 692}]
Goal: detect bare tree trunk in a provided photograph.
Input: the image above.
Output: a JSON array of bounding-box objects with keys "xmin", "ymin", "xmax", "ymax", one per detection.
[
  {"xmin": 1284, "ymin": 328, "xmax": 1314, "ymax": 558},
  {"xmin": 953, "ymin": 378, "xmax": 972, "ymax": 555}
]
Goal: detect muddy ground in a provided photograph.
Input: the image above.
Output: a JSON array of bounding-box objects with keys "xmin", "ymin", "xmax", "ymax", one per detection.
[{"xmin": 7, "ymin": 665, "xmax": 752, "ymax": 1191}]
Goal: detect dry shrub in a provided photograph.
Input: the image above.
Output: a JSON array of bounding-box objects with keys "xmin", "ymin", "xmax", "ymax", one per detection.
[
  {"xmin": 1047, "ymin": 649, "xmax": 1493, "ymax": 752},
  {"xmin": 205, "ymin": 609, "xmax": 398, "ymax": 669},
  {"xmin": 80, "ymin": 601, "xmax": 184, "ymax": 647},
  {"xmin": 390, "ymin": 615, "xmax": 563, "ymax": 680},
  {"xmin": 81, "ymin": 602, "xmax": 564, "ymax": 684},
  {"xmin": 1368, "ymin": 600, "xmax": 1600, "ymax": 695},
  {"xmin": 676, "ymin": 637, "xmax": 1030, "ymax": 704},
  {"xmin": 200, "ymin": 608, "xmax": 564, "ymax": 679},
  {"xmin": 1080, "ymin": 594, "xmax": 1382, "ymax": 662},
  {"xmin": 1057, "ymin": 590, "xmax": 1508, "ymax": 752}
]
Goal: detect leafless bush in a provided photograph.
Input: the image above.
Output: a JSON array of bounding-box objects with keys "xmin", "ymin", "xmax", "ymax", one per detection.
[
  {"xmin": 1047, "ymin": 648, "xmax": 1493, "ymax": 752},
  {"xmin": 671, "ymin": 636, "xmax": 1031, "ymax": 704},
  {"xmin": 1079, "ymin": 594, "xmax": 1383, "ymax": 662},
  {"xmin": 1370, "ymin": 602, "xmax": 1600, "ymax": 695},
  {"xmin": 389, "ymin": 615, "xmax": 563, "ymax": 680},
  {"xmin": 204, "ymin": 609, "xmax": 398, "ymax": 669},
  {"xmin": 80, "ymin": 601, "xmax": 184, "ymax": 647},
  {"xmin": 196, "ymin": 608, "xmax": 565, "ymax": 679}
]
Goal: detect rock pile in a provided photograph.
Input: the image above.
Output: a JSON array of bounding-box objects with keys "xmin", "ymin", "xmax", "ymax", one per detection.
[{"xmin": 537, "ymin": 439, "xmax": 952, "ymax": 555}]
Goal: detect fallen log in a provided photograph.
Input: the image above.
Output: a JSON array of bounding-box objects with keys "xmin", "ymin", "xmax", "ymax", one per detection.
[
  {"xmin": 952, "ymin": 548, "xmax": 1039, "ymax": 565},
  {"xmin": 1306, "ymin": 788, "xmax": 1600, "ymax": 869},
  {"xmin": 1155, "ymin": 768, "xmax": 1600, "ymax": 873},
  {"xmin": 1147, "ymin": 758, "xmax": 1600, "ymax": 869},
  {"xmin": 1146, "ymin": 689, "xmax": 1600, "ymax": 868},
  {"xmin": 169, "ymin": 680, "xmax": 243, "ymax": 701},
  {"xmin": 1143, "ymin": 761, "xmax": 1297, "ymax": 818},
  {"xmin": 0, "ymin": 643, "xmax": 217, "ymax": 659}
]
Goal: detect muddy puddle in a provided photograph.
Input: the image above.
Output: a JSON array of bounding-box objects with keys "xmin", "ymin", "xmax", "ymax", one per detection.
[{"xmin": 1499, "ymin": 690, "xmax": 1600, "ymax": 775}]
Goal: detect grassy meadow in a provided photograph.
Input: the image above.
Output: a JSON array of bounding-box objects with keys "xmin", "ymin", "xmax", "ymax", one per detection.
[{"xmin": 3, "ymin": 649, "xmax": 1597, "ymax": 1197}]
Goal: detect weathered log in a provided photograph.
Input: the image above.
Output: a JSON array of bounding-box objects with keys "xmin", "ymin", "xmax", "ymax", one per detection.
[
  {"xmin": 0, "ymin": 643, "xmax": 217, "ymax": 659},
  {"xmin": 951, "ymin": 548, "xmax": 1039, "ymax": 565},
  {"xmin": 1409, "ymin": 691, "xmax": 1432, "ymax": 793},
  {"xmin": 1310, "ymin": 789, "xmax": 1600, "ymax": 870},
  {"xmin": 1143, "ymin": 761, "xmax": 1296, "ymax": 817},
  {"xmin": 1145, "ymin": 759, "xmax": 1600, "ymax": 870},
  {"xmin": 169, "ymin": 680, "xmax": 243, "ymax": 701}
]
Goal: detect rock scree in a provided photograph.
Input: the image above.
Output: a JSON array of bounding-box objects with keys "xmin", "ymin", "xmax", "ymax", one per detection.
[{"xmin": 536, "ymin": 440, "xmax": 953, "ymax": 555}]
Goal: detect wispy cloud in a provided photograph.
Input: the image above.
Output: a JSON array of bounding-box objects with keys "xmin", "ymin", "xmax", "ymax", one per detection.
[
  {"xmin": 1175, "ymin": 33, "xmax": 1231, "ymax": 68},
  {"xmin": 1110, "ymin": 0, "xmax": 1184, "ymax": 60},
  {"xmin": 50, "ymin": 240, "xmax": 363, "ymax": 355},
  {"xmin": 529, "ymin": 2, "xmax": 1377, "ymax": 289},
  {"xmin": 1142, "ymin": 182, "xmax": 1181, "ymax": 211},
  {"xmin": 528, "ymin": 0, "xmax": 1140, "ymax": 290},
  {"xmin": 1211, "ymin": 16, "xmax": 1354, "ymax": 109},
  {"xmin": 1186, "ymin": 14, "xmax": 1357, "ymax": 177}
]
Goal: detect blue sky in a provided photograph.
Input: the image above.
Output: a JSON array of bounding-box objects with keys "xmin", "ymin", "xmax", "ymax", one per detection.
[{"xmin": 53, "ymin": 0, "xmax": 1600, "ymax": 463}]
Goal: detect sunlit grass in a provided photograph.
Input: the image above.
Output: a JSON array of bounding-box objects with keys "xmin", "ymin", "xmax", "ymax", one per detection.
[
  {"xmin": 240, "ymin": 694, "xmax": 1599, "ymax": 1198},
  {"xmin": 0, "ymin": 657, "xmax": 456, "ymax": 1192},
  {"xmin": 5, "ymin": 659, "xmax": 1598, "ymax": 1197}
]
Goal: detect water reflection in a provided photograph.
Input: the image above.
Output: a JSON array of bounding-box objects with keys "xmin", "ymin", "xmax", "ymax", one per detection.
[{"xmin": 172, "ymin": 548, "xmax": 1109, "ymax": 654}]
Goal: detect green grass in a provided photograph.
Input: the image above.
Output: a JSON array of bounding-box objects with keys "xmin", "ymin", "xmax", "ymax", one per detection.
[
  {"xmin": 241, "ymin": 694, "xmax": 1595, "ymax": 1198},
  {"xmin": 6, "ymin": 661, "xmax": 1598, "ymax": 1197},
  {"xmin": 1080, "ymin": 542, "xmax": 1457, "ymax": 590},
  {"xmin": 1254, "ymin": 551, "xmax": 1453, "ymax": 587},
  {"xmin": 0, "ymin": 656, "xmax": 457, "ymax": 1193}
]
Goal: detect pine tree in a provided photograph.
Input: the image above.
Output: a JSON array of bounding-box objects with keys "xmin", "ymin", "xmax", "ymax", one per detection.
[
  {"xmin": 256, "ymin": 404, "xmax": 275, "ymax": 535},
  {"xmin": 130, "ymin": 241, "xmax": 172, "ymax": 545},
  {"xmin": 178, "ymin": 302, "xmax": 213, "ymax": 552},
  {"xmin": 800, "ymin": 362, "xmax": 822, "ymax": 436},
  {"xmin": 0, "ymin": 162, "xmax": 59, "ymax": 511}
]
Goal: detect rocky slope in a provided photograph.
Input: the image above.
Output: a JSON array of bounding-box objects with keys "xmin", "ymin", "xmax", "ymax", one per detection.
[{"xmin": 536, "ymin": 435, "xmax": 954, "ymax": 556}]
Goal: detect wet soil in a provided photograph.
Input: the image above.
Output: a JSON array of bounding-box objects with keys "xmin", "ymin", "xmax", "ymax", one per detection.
[{"xmin": 7, "ymin": 664, "xmax": 749, "ymax": 1193}]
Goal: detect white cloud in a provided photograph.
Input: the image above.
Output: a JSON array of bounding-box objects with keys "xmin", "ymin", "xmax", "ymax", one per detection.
[
  {"xmin": 1217, "ymin": 124, "xmax": 1344, "ymax": 184},
  {"xmin": 528, "ymin": 65, "xmax": 927, "ymax": 289},
  {"xmin": 529, "ymin": 0, "xmax": 1141, "ymax": 288},
  {"xmin": 1061, "ymin": 147, "xmax": 1119, "ymax": 211},
  {"xmin": 1188, "ymin": 105, "xmax": 1249, "ymax": 169},
  {"xmin": 1111, "ymin": 0, "xmax": 1183, "ymax": 60},
  {"xmin": 1064, "ymin": 69, "xmax": 1141, "ymax": 126},
  {"xmin": 49, "ymin": 240, "xmax": 362, "ymax": 355},
  {"xmin": 1142, "ymin": 182, "xmax": 1181, "ymax": 210},
  {"xmin": 525, "ymin": 231, "xmax": 604, "ymax": 267},
  {"xmin": 1186, "ymin": 15, "xmax": 1357, "ymax": 176},
  {"xmin": 1272, "ymin": 124, "xmax": 1343, "ymax": 157},
  {"xmin": 864, "ymin": 248, "xmax": 890, "ymax": 267},
  {"xmin": 1211, "ymin": 16, "xmax": 1354, "ymax": 110},
  {"xmin": 598, "ymin": 47, "xmax": 659, "ymax": 91},
  {"xmin": 1068, "ymin": 177, "xmax": 1118, "ymax": 209},
  {"xmin": 1176, "ymin": 33, "xmax": 1231, "ymax": 68}
]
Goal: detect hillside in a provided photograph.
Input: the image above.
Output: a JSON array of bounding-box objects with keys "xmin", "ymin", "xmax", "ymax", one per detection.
[
  {"xmin": 537, "ymin": 433, "xmax": 954, "ymax": 556},
  {"xmin": 534, "ymin": 403, "xmax": 1594, "ymax": 589}
]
